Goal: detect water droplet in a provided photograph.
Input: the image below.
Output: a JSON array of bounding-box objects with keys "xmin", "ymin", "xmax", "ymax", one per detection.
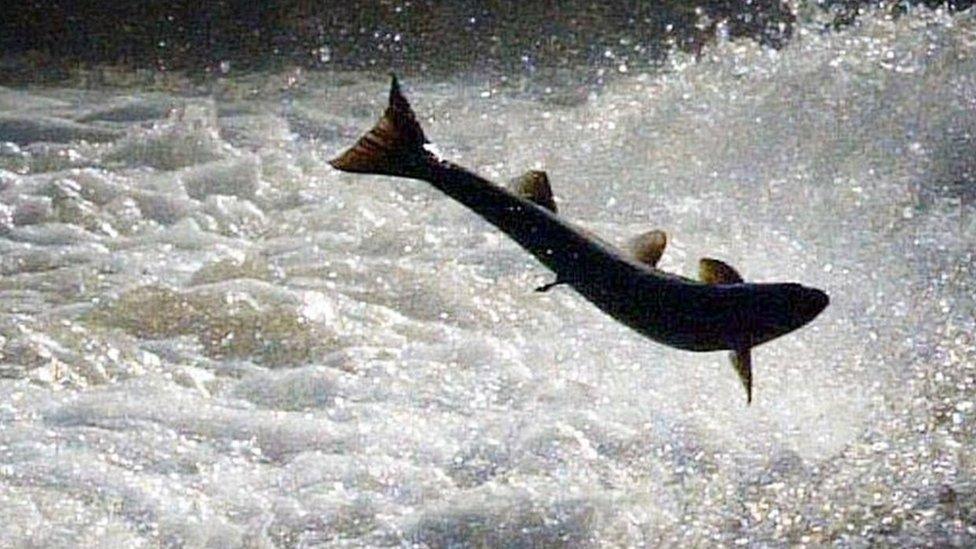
[{"xmin": 316, "ymin": 45, "xmax": 332, "ymax": 63}]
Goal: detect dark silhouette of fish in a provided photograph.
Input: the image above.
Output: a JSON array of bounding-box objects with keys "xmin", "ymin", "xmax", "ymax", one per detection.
[{"xmin": 330, "ymin": 76, "xmax": 829, "ymax": 403}]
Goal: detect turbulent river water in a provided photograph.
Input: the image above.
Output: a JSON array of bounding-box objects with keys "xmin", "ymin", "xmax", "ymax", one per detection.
[{"xmin": 1, "ymin": 9, "xmax": 975, "ymax": 547}]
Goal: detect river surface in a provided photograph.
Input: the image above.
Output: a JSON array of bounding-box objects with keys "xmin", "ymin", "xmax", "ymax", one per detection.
[{"xmin": 1, "ymin": 8, "xmax": 974, "ymax": 547}]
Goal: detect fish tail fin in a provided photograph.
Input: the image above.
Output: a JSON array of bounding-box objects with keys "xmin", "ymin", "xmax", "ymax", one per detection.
[{"xmin": 329, "ymin": 75, "xmax": 432, "ymax": 178}]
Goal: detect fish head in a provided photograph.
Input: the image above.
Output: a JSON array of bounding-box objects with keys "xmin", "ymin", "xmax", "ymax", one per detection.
[
  {"xmin": 786, "ymin": 284, "xmax": 830, "ymax": 329},
  {"xmin": 745, "ymin": 283, "xmax": 829, "ymax": 347}
]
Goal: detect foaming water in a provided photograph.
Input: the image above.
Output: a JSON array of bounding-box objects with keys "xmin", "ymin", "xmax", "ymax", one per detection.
[{"xmin": 1, "ymin": 9, "xmax": 975, "ymax": 547}]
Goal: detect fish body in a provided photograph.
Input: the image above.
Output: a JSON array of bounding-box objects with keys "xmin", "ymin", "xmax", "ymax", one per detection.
[{"xmin": 330, "ymin": 76, "xmax": 829, "ymax": 402}]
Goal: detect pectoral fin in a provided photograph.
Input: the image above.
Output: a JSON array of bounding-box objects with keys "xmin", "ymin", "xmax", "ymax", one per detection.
[
  {"xmin": 509, "ymin": 170, "xmax": 557, "ymax": 213},
  {"xmin": 700, "ymin": 258, "xmax": 751, "ymax": 402},
  {"xmin": 535, "ymin": 279, "xmax": 565, "ymax": 292},
  {"xmin": 628, "ymin": 230, "xmax": 667, "ymax": 267},
  {"xmin": 699, "ymin": 257, "xmax": 744, "ymax": 284},
  {"xmin": 730, "ymin": 349, "xmax": 753, "ymax": 404}
]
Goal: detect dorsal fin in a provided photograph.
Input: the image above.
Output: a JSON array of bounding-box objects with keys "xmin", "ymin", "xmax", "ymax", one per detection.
[
  {"xmin": 508, "ymin": 170, "xmax": 557, "ymax": 213},
  {"xmin": 628, "ymin": 230, "xmax": 667, "ymax": 267},
  {"xmin": 329, "ymin": 75, "xmax": 432, "ymax": 178},
  {"xmin": 698, "ymin": 257, "xmax": 743, "ymax": 284}
]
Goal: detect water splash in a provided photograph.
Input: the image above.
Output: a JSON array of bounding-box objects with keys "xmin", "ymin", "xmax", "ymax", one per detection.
[{"xmin": 1, "ymin": 7, "xmax": 974, "ymax": 546}]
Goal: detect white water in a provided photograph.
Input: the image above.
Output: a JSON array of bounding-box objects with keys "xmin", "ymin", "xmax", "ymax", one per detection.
[{"xmin": 1, "ymin": 9, "xmax": 975, "ymax": 547}]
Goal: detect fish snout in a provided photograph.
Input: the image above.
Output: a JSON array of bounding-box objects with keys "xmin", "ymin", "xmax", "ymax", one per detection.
[{"xmin": 792, "ymin": 285, "xmax": 829, "ymax": 325}]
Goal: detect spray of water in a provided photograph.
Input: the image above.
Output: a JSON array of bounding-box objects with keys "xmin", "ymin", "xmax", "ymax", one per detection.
[{"xmin": 0, "ymin": 7, "xmax": 974, "ymax": 546}]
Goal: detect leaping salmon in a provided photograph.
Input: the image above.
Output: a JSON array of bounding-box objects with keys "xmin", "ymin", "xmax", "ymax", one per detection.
[{"xmin": 329, "ymin": 76, "xmax": 829, "ymax": 404}]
